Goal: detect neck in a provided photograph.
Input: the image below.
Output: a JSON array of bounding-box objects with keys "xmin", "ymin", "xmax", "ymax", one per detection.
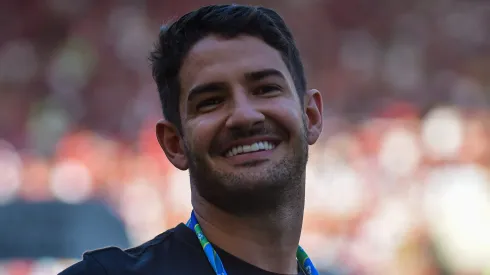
[{"xmin": 191, "ymin": 188, "xmax": 305, "ymax": 274}]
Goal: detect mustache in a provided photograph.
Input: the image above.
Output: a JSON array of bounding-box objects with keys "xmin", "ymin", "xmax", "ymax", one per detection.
[{"xmin": 210, "ymin": 122, "xmax": 287, "ymax": 154}]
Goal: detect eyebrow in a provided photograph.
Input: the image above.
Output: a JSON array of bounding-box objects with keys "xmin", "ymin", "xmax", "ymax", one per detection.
[
  {"xmin": 187, "ymin": 82, "xmax": 227, "ymax": 102},
  {"xmin": 186, "ymin": 68, "xmax": 286, "ymax": 102}
]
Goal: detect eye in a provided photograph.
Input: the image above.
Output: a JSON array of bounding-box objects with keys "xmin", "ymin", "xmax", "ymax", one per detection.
[
  {"xmin": 196, "ymin": 97, "xmax": 223, "ymax": 113},
  {"xmin": 255, "ymin": 85, "xmax": 282, "ymax": 96}
]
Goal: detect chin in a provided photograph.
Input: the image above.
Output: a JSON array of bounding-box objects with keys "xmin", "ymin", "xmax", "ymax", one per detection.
[
  {"xmin": 214, "ymin": 158, "xmax": 283, "ymax": 178},
  {"xmin": 191, "ymin": 157, "xmax": 304, "ymax": 216}
]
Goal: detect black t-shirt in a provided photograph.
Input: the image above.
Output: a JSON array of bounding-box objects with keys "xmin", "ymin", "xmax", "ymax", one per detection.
[{"xmin": 59, "ymin": 223, "xmax": 306, "ymax": 275}]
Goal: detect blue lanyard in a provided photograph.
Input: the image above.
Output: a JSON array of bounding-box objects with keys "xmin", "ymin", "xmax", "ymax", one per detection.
[{"xmin": 186, "ymin": 211, "xmax": 319, "ymax": 275}]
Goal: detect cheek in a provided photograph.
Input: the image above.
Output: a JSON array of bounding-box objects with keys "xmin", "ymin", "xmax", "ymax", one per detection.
[
  {"xmin": 266, "ymin": 102, "xmax": 304, "ymax": 133},
  {"xmin": 186, "ymin": 117, "xmax": 222, "ymax": 153}
]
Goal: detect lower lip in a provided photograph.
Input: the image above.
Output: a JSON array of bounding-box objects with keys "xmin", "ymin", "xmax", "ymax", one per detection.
[{"xmin": 223, "ymin": 146, "xmax": 277, "ymax": 166}]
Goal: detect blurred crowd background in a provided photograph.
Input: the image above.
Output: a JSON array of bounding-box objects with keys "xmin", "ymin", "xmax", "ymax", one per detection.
[{"xmin": 1, "ymin": 0, "xmax": 490, "ymax": 274}]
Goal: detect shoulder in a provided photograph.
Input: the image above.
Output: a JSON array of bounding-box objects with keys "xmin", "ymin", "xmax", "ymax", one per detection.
[
  {"xmin": 58, "ymin": 226, "xmax": 179, "ymax": 275},
  {"xmin": 58, "ymin": 252, "xmax": 106, "ymax": 275}
]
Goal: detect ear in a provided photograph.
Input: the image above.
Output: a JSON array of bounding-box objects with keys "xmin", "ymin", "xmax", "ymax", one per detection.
[
  {"xmin": 156, "ymin": 119, "xmax": 188, "ymax": 170},
  {"xmin": 303, "ymin": 89, "xmax": 323, "ymax": 145}
]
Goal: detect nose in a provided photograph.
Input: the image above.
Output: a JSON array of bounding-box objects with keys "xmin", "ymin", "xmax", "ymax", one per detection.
[{"xmin": 225, "ymin": 93, "xmax": 265, "ymax": 130}]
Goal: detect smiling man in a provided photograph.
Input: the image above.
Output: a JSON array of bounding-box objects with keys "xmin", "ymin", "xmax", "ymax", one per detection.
[{"xmin": 60, "ymin": 4, "xmax": 323, "ymax": 275}]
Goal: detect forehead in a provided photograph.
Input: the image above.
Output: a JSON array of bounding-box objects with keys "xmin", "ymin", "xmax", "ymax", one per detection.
[{"xmin": 179, "ymin": 35, "xmax": 294, "ymax": 96}]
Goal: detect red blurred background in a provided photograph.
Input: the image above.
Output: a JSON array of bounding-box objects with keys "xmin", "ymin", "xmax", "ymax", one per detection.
[{"xmin": 1, "ymin": 0, "xmax": 490, "ymax": 274}]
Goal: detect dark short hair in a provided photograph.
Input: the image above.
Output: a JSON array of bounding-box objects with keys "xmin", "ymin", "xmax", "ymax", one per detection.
[{"xmin": 149, "ymin": 4, "xmax": 307, "ymax": 132}]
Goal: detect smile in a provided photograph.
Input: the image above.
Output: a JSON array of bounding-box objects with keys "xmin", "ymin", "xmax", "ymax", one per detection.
[{"xmin": 225, "ymin": 141, "xmax": 277, "ymax": 157}]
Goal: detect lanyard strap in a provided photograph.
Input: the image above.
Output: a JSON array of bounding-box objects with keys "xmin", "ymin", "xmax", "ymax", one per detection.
[{"xmin": 186, "ymin": 211, "xmax": 319, "ymax": 275}]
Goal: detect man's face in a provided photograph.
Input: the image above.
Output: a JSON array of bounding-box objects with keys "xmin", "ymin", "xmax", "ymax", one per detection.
[{"xmin": 176, "ymin": 35, "xmax": 318, "ymax": 214}]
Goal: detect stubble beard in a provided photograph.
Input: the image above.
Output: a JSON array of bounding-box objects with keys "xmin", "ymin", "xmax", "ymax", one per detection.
[{"xmin": 185, "ymin": 125, "xmax": 309, "ymax": 217}]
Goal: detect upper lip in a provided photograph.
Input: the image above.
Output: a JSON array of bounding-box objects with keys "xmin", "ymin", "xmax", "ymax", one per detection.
[{"xmin": 220, "ymin": 136, "xmax": 281, "ymax": 156}]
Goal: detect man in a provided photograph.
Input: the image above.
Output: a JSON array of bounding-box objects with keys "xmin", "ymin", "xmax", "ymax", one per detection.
[{"xmin": 60, "ymin": 4, "xmax": 323, "ymax": 275}]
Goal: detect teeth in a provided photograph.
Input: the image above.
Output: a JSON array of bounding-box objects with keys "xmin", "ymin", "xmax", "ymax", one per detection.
[
  {"xmin": 258, "ymin": 142, "xmax": 265, "ymax": 150},
  {"xmin": 243, "ymin": 145, "xmax": 251, "ymax": 153},
  {"xmin": 225, "ymin": 141, "xmax": 276, "ymax": 157}
]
